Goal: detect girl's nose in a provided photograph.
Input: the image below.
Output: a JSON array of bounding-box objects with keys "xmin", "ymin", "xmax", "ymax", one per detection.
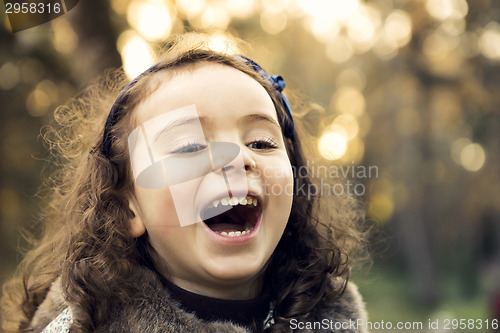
[
  {"xmin": 221, "ymin": 146, "xmax": 256, "ymax": 172},
  {"xmin": 244, "ymin": 157, "xmax": 257, "ymax": 171}
]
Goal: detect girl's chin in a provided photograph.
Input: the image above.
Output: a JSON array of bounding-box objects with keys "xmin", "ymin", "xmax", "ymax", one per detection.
[
  {"xmin": 204, "ymin": 258, "xmax": 265, "ymax": 281},
  {"xmin": 200, "ymin": 269, "xmax": 266, "ymax": 299}
]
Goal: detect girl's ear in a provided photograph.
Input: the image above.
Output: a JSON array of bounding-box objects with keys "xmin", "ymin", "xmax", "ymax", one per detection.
[{"xmin": 128, "ymin": 200, "xmax": 146, "ymax": 238}]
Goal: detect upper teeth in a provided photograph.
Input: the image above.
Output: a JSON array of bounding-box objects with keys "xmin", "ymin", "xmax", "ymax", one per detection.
[{"xmin": 211, "ymin": 196, "xmax": 257, "ymax": 208}]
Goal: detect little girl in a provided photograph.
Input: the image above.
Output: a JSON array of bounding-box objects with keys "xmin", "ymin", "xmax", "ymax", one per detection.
[{"xmin": 1, "ymin": 34, "xmax": 368, "ymax": 332}]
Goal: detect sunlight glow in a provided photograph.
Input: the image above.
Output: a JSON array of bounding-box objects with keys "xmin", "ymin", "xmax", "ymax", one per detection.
[
  {"xmin": 177, "ymin": 0, "xmax": 206, "ymax": 17},
  {"xmin": 333, "ymin": 114, "xmax": 359, "ymax": 140},
  {"xmin": 26, "ymin": 89, "xmax": 50, "ymax": 117},
  {"xmin": 305, "ymin": 15, "xmax": 340, "ymax": 43},
  {"xmin": 297, "ymin": 0, "xmax": 359, "ymax": 23},
  {"xmin": 261, "ymin": 7, "xmax": 288, "ymax": 34},
  {"xmin": 293, "ymin": 0, "xmax": 413, "ymax": 61},
  {"xmin": 384, "ymin": 10, "xmax": 412, "ymax": 48},
  {"xmin": 426, "ymin": 0, "xmax": 468, "ymax": 21},
  {"xmin": 346, "ymin": 4, "xmax": 381, "ymax": 52},
  {"xmin": 332, "ymin": 87, "xmax": 365, "ymax": 116},
  {"xmin": 423, "ymin": 30, "xmax": 459, "ymax": 61},
  {"xmin": 51, "ymin": 18, "xmax": 78, "ymax": 54},
  {"xmin": 368, "ymin": 193, "xmax": 394, "ymax": 223},
  {"xmin": 300, "ymin": 0, "xmax": 360, "ymax": 44},
  {"xmin": 459, "ymin": 143, "xmax": 486, "ymax": 172},
  {"xmin": 451, "ymin": 137, "xmax": 471, "ymax": 164},
  {"xmin": 318, "ymin": 130, "xmax": 348, "ymax": 160},
  {"xmin": 26, "ymin": 81, "xmax": 58, "ymax": 117},
  {"xmin": 118, "ymin": 31, "xmax": 154, "ymax": 79},
  {"xmin": 478, "ymin": 22, "xmax": 500, "ymax": 60},
  {"xmin": 325, "ymin": 36, "xmax": 354, "ymax": 63},
  {"xmin": 207, "ymin": 33, "xmax": 240, "ymax": 54},
  {"xmin": 336, "ymin": 68, "xmax": 366, "ymax": 90},
  {"xmin": 340, "ymin": 137, "xmax": 365, "ymax": 163},
  {"xmin": 226, "ymin": 0, "xmax": 255, "ymax": 19},
  {"xmin": 200, "ymin": 4, "xmax": 230, "ymax": 29},
  {"xmin": 127, "ymin": 1, "xmax": 172, "ymax": 42},
  {"xmin": 441, "ymin": 18, "xmax": 466, "ymax": 36},
  {"xmin": 373, "ymin": 36, "xmax": 398, "ymax": 60}
]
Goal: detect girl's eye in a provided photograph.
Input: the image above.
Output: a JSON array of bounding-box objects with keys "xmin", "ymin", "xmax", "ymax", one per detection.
[
  {"xmin": 172, "ymin": 143, "xmax": 207, "ymax": 154},
  {"xmin": 247, "ymin": 138, "xmax": 278, "ymax": 150}
]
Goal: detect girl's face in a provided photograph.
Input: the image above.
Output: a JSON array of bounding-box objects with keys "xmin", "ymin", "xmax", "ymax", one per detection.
[{"xmin": 129, "ymin": 63, "xmax": 294, "ymax": 299}]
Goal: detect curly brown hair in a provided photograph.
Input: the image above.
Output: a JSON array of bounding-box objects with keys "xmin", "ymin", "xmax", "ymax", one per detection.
[{"xmin": 0, "ymin": 34, "xmax": 366, "ymax": 333}]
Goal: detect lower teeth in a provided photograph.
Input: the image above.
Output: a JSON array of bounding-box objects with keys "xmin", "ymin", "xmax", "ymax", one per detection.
[{"xmin": 218, "ymin": 225, "xmax": 253, "ymax": 237}]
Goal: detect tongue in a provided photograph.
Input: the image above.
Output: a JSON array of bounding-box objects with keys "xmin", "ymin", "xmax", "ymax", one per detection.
[{"xmin": 208, "ymin": 223, "xmax": 245, "ymax": 233}]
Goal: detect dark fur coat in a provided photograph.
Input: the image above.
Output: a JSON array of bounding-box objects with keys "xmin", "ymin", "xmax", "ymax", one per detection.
[{"xmin": 30, "ymin": 266, "xmax": 368, "ymax": 333}]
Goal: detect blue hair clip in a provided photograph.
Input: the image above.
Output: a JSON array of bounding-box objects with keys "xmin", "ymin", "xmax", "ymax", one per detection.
[{"xmin": 233, "ymin": 55, "xmax": 294, "ymax": 139}]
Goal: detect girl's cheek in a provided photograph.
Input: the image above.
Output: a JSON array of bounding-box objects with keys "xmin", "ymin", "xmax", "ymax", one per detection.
[
  {"xmin": 134, "ymin": 188, "xmax": 177, "ymax": 228},
  {"xmin": 137, "ymin": 176, "xmax": 205, "ymax": 229},
  {"xmin": 260, "ymin": 156, "xmax": 294, "ymax": 193}
]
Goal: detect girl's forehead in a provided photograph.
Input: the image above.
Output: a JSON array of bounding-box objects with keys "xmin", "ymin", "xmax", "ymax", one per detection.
[{"xmin": 132, "ymin": 63, "xmax": 277, "ymax": 124}]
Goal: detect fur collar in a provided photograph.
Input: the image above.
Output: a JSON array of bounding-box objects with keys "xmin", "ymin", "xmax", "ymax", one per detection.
[{"xmin": 30, "ymin": 267, "xmax": 368, "ymax": 332}]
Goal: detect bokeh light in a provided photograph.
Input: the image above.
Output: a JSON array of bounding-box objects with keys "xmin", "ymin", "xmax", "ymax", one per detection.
[
  {"xmin": 117, "ymin": 30, "xmax": 154, "ymax": 78},
  {"xmin": 207, "ymin": 33, "xmax": 240, "ymax": 54},
  {"xmin": 441, "ymin": 18, "xmax": 466, "ymax": 36},
  {"xmin": 127, "ymin": 0, "xmax": 173, "ymax": 42},
  {"xmin": 177, "ymin": 0, "xmax": 207, "ymax": 17},
  {"xmin": 424, "ymin": 30, "xmax": 459, "ymax": 61},
  {"xmin": 226, "ymin": 0, "xmax": 255, "ymax": 19},
  {"xmin": 332, "ymin": 86, "xmax": 366, "ymax": 116},
  {"xmin": 306, "ymin": 14, "xmax": 340, "ymax": 44},
  {"xmin": 25, "ymin": 80, "xmax": 58, "ymax": 117},
  {"xmin": 346, "ymin": 4, "xmax": 380, "ymax": 53},
  {"xmin": 425, "ymin": 0, "xmax": 468, "ymax": 21},
  {"xmin": 340, "ymin": 136, "xmax": 365, "ymax": 163},
  {"xmin": 451, "ymin": 138, "xmax": 487, "ymax": 172},
  {"xmin": 383, "ymin": 10, "xmax": 412, "ymax": 48},
  {"xmin": 51, "ymin": 18, "xmax": 78, "ymax": 54},
  {"xmin": 336, "ymin": 68, "xmax": 366, "ymax": 90},
  {"xmin": 0, "ymin": 62, "xmax": 20, "ymax": 90},
  {"xmin": 451, "ymin": 137, "xmax": 471, "ymax": 164},
  {"xmin": 297, "ymin": 0, "xmax": 360, "ymax": 24},
  {"xmin": 368, "ymin": 193, "xmax": 394, "ymax": 223},
  {"xmin": 326, "ymin": 36, "xmax": 354, "ymax": 63},
  {"xmin": 333, "ymin": 114, "xmax": 359, "ymax": 140},
  {"xmin": 478, "ymin": 22, "xmax": 500, "ymax": 60},
  {"xmin": 459, "ymin": 143, "xmax": 486, "ymax": 172},
  {"xmin": 318, "ymin": 129, "xmax": 348, "ymax": 160},
  {"xmin": 200, "ymin": 3, "xmax": 230, "ymax": 29},
  {"xmin": 260, "ymin": 7, "xmax": 288, "ymax": 35}
]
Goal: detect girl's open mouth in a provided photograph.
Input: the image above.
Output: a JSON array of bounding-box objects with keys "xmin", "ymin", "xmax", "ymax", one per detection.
[{"xmin": 201, "ymin": 196, "xmax": 262, "ymax": 238}]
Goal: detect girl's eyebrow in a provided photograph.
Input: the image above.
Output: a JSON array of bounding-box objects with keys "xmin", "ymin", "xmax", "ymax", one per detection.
[
  {"xmin": 153, "ymin": 116, "xmax": 206, "ymax": 142},
  {"xmin": 151, "ymin": 114, "xmax": 278, "ymax": 142},
  {"xmin": 239, "ymin": 113, "xmax": 280, "ymax": 129}
]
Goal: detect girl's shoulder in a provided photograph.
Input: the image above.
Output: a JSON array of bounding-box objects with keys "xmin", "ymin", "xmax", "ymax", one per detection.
[
  {"xmin": 29, "ymin": 271, "xmax": 368, "ymax": 333},
  {"xmin": 311, "ymin": 278, "xmax": 369, "ymax": 332},
  {"xmin": 337, "ymin": 280, "xmax": 368, "ymax": 321},
  {"xmin": 337, "ymin": 279, "xmax": 367, "ymax": 313}
]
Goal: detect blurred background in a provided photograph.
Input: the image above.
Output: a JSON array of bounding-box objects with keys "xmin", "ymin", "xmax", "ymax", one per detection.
[{"xmin": 1, "ymin": 0, "xmax": 499, "ymax": 331}]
